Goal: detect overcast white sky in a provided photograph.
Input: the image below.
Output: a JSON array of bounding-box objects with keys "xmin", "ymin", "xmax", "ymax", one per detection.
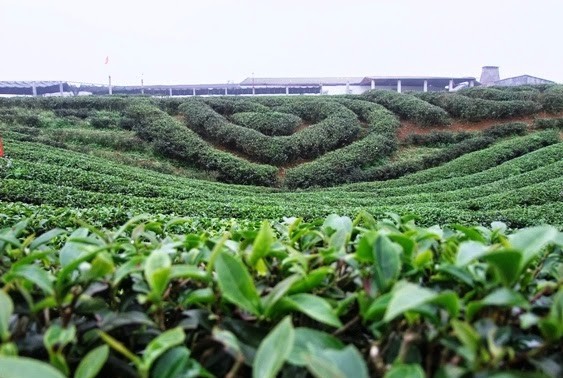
[{"xmin": 1, "ymin": 0, "xmax": 562, "ymax": 85}]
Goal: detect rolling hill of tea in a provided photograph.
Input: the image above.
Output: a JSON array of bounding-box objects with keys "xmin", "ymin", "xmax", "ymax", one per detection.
[
  {"xmin": 1, "ymin": 85, "xmax": 562, "ymax": 229},
  {"xmin": 0, "ymin": 86, "xmax": 562, "ymax": 378}
]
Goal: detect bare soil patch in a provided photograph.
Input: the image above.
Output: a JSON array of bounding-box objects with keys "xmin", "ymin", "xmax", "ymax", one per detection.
[{"xmin": 397, "ymin": 112, "xmax": 563, "ymax": 141}]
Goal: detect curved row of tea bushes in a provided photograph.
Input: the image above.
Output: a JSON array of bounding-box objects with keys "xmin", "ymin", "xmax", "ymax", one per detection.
[
  {"xmin": 361, "ymin": 89, "xmax": 451, "ymax": 126},
  {"xmin": 123, "ymin": 103, "xmax": 278, "ymax": 186},
  {"xmin": 416, "ymin": 92, "xmax": 542, "ymax": 121},
  {"xmin": 358, "ymin": 131, "xmax": 560, "ymax": 187},
  {"xmin": 459, "ymin": 86, "xmax": 541, "ymax": 102},
  {"xmin": 229, "ymin": 111, "xmax": 302, "ymax": 136},
  {"xmin": 533, "ymin": 117, "xmax": 563, "ymax": 130},
  {"xmin": 179, "ymin": 99, "xmax": 361, "ymax": 165},
  {"xmin": 284, "ymin": 101, "xmax": 400, "ymax": 188}
]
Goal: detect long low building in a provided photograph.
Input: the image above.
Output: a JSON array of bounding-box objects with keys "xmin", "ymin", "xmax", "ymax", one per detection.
[{"xmin": 1, "ymin": 73, "xmax": 521, "ymax": 97}]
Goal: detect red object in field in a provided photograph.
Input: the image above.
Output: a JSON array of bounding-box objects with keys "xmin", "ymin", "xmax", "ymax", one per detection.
[{"xmin": 0, "ymin": 137, "xmax": 4, "ymax": 158}]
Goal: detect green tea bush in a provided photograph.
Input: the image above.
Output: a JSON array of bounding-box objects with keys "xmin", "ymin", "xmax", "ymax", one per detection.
[
  {"xmin": 180, "ymin": 99, "xmax": 361, "ymax": 165},
  {"xmin": 362, "ymin": 89, "xmax": 451, "ymax": 126},
  {"xmin": 459, "ymin": 86, "xmax": 541, "ymax": 101},
  {"xmin": 285, "ymin": 104, "xmax": 400, "ymax": 188},
  {"xmin": 0, "ymin": 213, "xmax": 560, "ymax": 377},
  {"xmin": 402, "ymin": 130, "xmax": 475, "ymax": 146},
  {"xmin": 481, "ymin": 121, "xmax": 528, "ymax": 138},
  {"xmin": 533, "ymin": 117, "xmax": 563, "ymax": 130},
  {"xmin": 124, "ymin": 103, "xmax": 278, "ymax": 186},
  {"xmin": 89, "ymin": 110, "xmax": 122, "ymax": 129},
  {"xmin": 229, "ymin": 111, "xmax": 301, "ymax": 136},
  {"xmin": 541, "ymin": 85, "xmax": 563, "ymax": 113},
  {"xmin": 417, "ymin": 93, "xmax": 542, "ymax": 121}
]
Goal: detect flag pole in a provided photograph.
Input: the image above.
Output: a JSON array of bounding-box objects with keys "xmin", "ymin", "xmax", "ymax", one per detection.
[{"xmin": 105, "ymin": 56, "xmax": 112, "ymax": 95}]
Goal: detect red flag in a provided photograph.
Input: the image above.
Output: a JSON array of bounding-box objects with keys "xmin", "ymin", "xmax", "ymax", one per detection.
[
  {"xmin": 0, "ymin": 137, "xmax": 4, "ymax": 158},
  {"xmin": 104, "ymin": 56, "xmax": 109, "ymax": 65}
]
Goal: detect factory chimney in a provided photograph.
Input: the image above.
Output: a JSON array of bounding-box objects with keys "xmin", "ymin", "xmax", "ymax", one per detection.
[{"xmin": 480, "ymin": 66, "xmax": 500, "ymax": 86}]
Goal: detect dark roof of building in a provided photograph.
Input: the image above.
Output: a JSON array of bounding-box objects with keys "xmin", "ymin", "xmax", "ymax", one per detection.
[
  {"xmin": 240, "ymin": 77, "xmax": 364, "ymax": 86},
  {"xmin": 0, "ymin": 81, "xmax": 66, "ymax": 88}
]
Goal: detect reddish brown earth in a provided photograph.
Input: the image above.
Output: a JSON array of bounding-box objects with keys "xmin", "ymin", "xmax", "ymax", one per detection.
[{"xmin": 396, "ymin": 112, "xmax": 563, "ymax": 141}]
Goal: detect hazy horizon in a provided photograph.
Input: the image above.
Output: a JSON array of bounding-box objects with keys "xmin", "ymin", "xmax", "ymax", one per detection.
[{"xmin": 1, "ymin": 0, "xmax": 562, "ymax": 85}]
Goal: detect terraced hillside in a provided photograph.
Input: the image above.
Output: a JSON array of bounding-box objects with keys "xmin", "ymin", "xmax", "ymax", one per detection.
[
  {"xmin": 0, "ymin": 86, "xmax": 562, "ymax": 378},
  {"xmin": 0, "ymin": 85, "xmax": 562, "ymax": 228}
]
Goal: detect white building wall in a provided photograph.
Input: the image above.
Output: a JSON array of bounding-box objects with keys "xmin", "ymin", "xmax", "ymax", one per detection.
[{"xmin": 323, "ymin": 85, "xmax": 371, "ymax": 95}]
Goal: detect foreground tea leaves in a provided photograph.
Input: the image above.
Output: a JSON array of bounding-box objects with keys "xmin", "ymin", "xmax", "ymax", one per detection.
[
  {"xmin": 253, "ymin": 316, "xmax": 294, "ymax": 378},
  {"xmin": 0, "ymin": 212, "xmax": 560, "ymax": 377},
  {"xmin": 0, "ymin": 356, "xmax": 65, "ymax": 378}
]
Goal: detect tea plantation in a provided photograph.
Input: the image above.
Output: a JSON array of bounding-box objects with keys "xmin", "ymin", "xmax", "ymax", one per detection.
[{"xmin": 0, "ymin": 86, "xmax": 562, "ymax": 377}]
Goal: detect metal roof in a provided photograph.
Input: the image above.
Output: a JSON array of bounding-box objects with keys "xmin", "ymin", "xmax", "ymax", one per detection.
[
  {"xmin": 0, "ymin": 81, "xmax": 66, "ymax": 88},
  {"xmin": 240, "ymin": 77, "xmax": 365, "ymax": 86},
  {"xmin": 492, "ymin": 75, "xmax": 555, "ymax": 85}
]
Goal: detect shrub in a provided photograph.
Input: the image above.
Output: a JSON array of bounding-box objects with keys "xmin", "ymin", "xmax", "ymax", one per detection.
[
  {"xmin": 89, "ymin": 110, "xmax": 121, "ymax": 129},
  {"xmin": 540, "ymin": 85, "xmax": 563, "ymax": 113},
  {"xmin": 180, "ymin": 99, "xmax": 361, "ymax": 165},
  {"xmin": 481, "ymin": 122, "xmax": 528, "ymax": 138},
  {"xmin": 533, "ymin": 117, "xmax": 563, "ymax": 130},
  {"xmin": 459, "ymin": 86, "xmax": 541, "ymax": 101},
  {"xmin": 230, "ymin": 111, "xmax": 301, "ymax": 136},
  {"xmin": 402, "ymin": 131, "xmax": 475, "ymax": 147},
  {"xmin": 124, "ymin": 102, "xmax": 278, "ymax": 186},
  {"xmin": 362, "ymin": 89, "xmax": 451, "ymax": 126},
  {"xmin": 417, "ymin": 92, "xmax": 542, "ymax": 121},
  {"xmin": 285, "ymin": 104, "xmax": 399, "ymax": 188}
]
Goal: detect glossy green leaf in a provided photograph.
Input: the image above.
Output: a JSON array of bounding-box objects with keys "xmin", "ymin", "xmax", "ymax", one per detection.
[
  {"xmin": 182, "ymin": 288, "xmax": 214, "ymax": 306},
  {"xmin": 29, "ymin": 228, "xmax": 66, "ymax": 250},
  {"xmin": 112, "ymin": 256, "xmax": 144, "ymax": 287},
  {"xmin": 59, "ymin": 228, "xmax": 90, "ymax": 267},
  {"xmin": 482, "ymin": 249, "xmax": 522, "ymax": 286},
  {"xmin": 373, "ymin": 234, "xmax": 402, "ymax": 293},
  {"xmin": 430, "ymin": 291, "xmax": 460, "ymax": 317},
  {"xmin": 142, "ymin": 327, "xmax": 186, "ymax": 371},
  {"xmin": 363, "ymin": 293, "xmax": 392, "ymax": 321},
  {"xmin": 144, "ymin": 247, "xmax": 172, "ymax": 297},
  {"xmin": 288, "ymin": 327, "xmax": 344, "ymax": 366},
  {"xmin": 538, "ymin": 288, "xmax": 563, "ymax": 341},
  {"xmin": 451, "ymin": 320, "xmax": 480, "ymax": 356},
  {"xmin": 284, "ymin": 293, "xmax": 342, "ymax": 328},
  {"xmin": 262, "ymin": 275, "xmax": 300, "ymax": 317},
  {"xmin": 356, "ymin": 231, "xmax": 377, "ymax": 263},
  {"xmin": 384, "ymin": 363, "xmax": 425, "ymax": 378},
  {"xmin": 43, "ymin": 324, "xmax": 76, "ymax": 352},
  {"xmin": 249, "ymin": 220, "xmax": 274, "ymax": 266},
  {"xmin": 455, "ymin": 241, "xmax": 488, "ymax": 266},
  {"xmin": 151, "ymin": 346, "xmax": 197, "ymax": 378},
  {"xmin": 384, "ymin": 282, "xmax": 437, "ymax": 322},
  {"xmin": 85, "ymin": 252, "xmax": 114, "ymax": 280},
  {"xmin": 74, "ymin": 345, "xmax": 109, "ymax": 378},
  {"xmin": 509, "ymin": 226, "xmax": 558, "ymax": 271},
  {"xmin": 170, "ymin": 264, "xmax": 210, "ymax": 282},
  {"xmin": 253, "ymin": 316, "xmax": 294, "ymax": 378},
  {"xmin": 437, "ymin": 264, "xmax": 475, "ymax": 287},
  {"xmin": 305, "ymin": 345, "xmax": 368, "ymax": 378},
  {"xmin": 288, "ymin": 267, "xmax": 332, "ymax": 294},
  {"xmin": 0, "ymin": 290, "xmax": 13, "ymax": 342},
  {"xmin": 0, "ymin": 356, "xmax": 66, "ymax": 378},
  {"xmin": 6, "ymin": 264, "xmax": 54, "ymax": 295},
  {"xmin": 215, "ymin": 251, "xmax": 261, "ymax": 315},
  {"xmin": 467, "ymin": 288, "xmax": 529, "ymax": 321},
  {"xmin": 322, "ymin": 214, "xmax": 352, "ymax": 235}
]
